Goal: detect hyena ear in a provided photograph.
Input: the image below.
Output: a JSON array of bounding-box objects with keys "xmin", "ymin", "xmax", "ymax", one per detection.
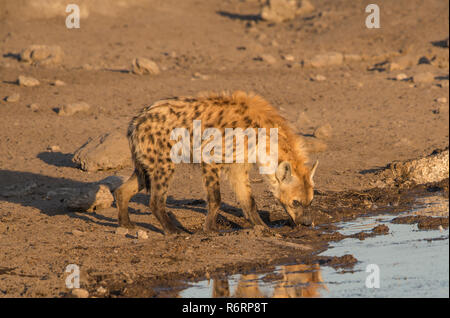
[
  {"xmin": 276, "ymin": 161, "xmax": 292, "ymax": 183},
  {"xmin": 310, "ymin": 160, "xmax": 319, "ymax": 182}
]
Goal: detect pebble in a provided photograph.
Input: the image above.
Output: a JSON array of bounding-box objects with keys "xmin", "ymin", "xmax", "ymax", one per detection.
[
  {"xmin": 71, "ymin": 288, "xmax": 89, "ymax": 298},
  {"xmin": 72, "ymin": 229, "xmax": 84, "ymax": 236},
  {"xmin": 58, "ymin": 102, "xmax": 91, "ymax": 116},
  {"xmin": 312, "ymin": 74, "xmax": 327, "ymax": 81},
  {"xmin": 137, "ymin": 229, "xmax": 148, "ymax": 240},
  {"xmin": 308, "ymin": 52, "xmax": 343, "ymax": 68},
  {"xmin": 5, "ymin": 93, "xmax": 20, "ymax": 102},
  {"xmin": 18, "ymin": 75, "xmax": 40, "ymax": 87},
  {"xmin": 282, "ymin": 54, "xmax": 295, "ymax": 62},
  {"xmin": 116, "ymin": 227, "xmax": 128, "ymax": 236},
  {"xmin": 396, "ymin": 73, "xmax": 409, "ymax": 81},
  {"xmin": 261, "ymin": 54, "xmax": 277, "ymax": 64},
  {"xmin": 28, "ymin": 103, "xmax": 39, "ymax": 112},
  {"xmin": 51, "ymin": 80, "xmax": 66, "ymax": 86},
  {"xmin": 47, "ymin": 145, "xmax": 61, "ymax": 152},
  {"xmin": 313, "ymin": 123, "xmax": 332, "ymax": 139},
  {"xmin": 131, "ymin": 57, "xmax": 160, "ymax": 75}
]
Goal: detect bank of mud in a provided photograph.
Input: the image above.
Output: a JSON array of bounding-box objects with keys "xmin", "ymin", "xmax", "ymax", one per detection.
[{"xmin": 69, "ymin": 179, "xmax": 448, "ymax": 298}]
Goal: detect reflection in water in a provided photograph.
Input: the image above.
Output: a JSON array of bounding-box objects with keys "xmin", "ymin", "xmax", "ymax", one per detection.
[{"xmin": 211, "ymin": 264, "xmax": 327, "ymax": 298}]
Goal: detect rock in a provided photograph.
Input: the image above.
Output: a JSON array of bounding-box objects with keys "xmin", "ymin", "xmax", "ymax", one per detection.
[
  {"xmin": 18, "ymin": 75, "xmax": 40, "ymax": 87},
  {"xmin": 5, "ymin": 93, "xmax": 20, "ymax": 102},
  {"xmin": 312, "ymin": 74, "xmax": 326, "ymax": 81},
  {"xmin": 28, "ymin": 103, "xmax": 40, "ymax": 112},
  {"xmin": 313, "ymin": 123, "xmax": 332, "ymax": 139},
  {"xmin": 436, "ymin": 97, "xmax": 447, "ymax": 103},
  {"xmin": 47, "ymin": 145, "xmax": 61, "ymax": 152},
  {"xmin": 72, "ymin": 229, "xmax": 84, "ymax": 236},
  {"xmin": 413, "ymin": 72, "xmax": 435, "ymax": 84},
  {"xmin": 308, "ymin": 52, "xmax": 343, "ymax": 68},
  {"xmin": 64, "ymin": 184, "xmax": 114, "ymax": 212},
  {"xmin": 116, "ymin": 227, "xmax": 128, "ymax": 236},
  {"xmin": 72, "ymin": 131, "xmax": 132, "ymax": 172},
  {"xmin": 57, "ymin": 102, "xmax": 91, "ymax": 116},
  {"xmin": 137, "ymin": 229, "xmax": 148, "ymax": 240},
  {"xmin": 395, "ymin": 73, "xmax": 409, "ymax": 81},
  {"xmin": 51, "ymin": 80, "xmax": 66, "ymax": 86},
  {"xmin": 261, "ymin": 0, "xmax": 314, "ymax": 22},
  {"xmin": 71, "ymin": 288, "xmax": 89, "ymax": 298},
  {"xmin": 192, "ymin": 72, "xmax": 210, "ymax": 80},
  {"xmin": 282, "ymin": 54, "xmax": 295, "ymax": 62},
  {"xmin": 261, "ymin": 54, "xmax": 277, "ymax": 64},
  {"xmin": 389, "ymin": 55, "xmax": 416, "ymax": 71},
  {"xmin": 20, "ymin": 45, "xmax": 63, "ymax": 66},
  {"xmin": 97, "ymin": 175, "xmax": 126, "ymax": 192},
  {"xmin": 261, "ymin": 0, "xmax": 297, "ymax": 23},
  {"xmin": 376, "ymin": 148, "xmax": 449, "ymax": 186},
  {"xmin": 131, "ymin": 57, "xmax": 160, "ymax": 75},
  {"xmin": 96, "ymin": 286, "xmax": 107, "ymax": 294}
]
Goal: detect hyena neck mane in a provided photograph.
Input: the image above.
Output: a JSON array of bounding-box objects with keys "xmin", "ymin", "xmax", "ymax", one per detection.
[{"xmin": 224, "ymin": 91, "xmax": 310, "ymax": 185}]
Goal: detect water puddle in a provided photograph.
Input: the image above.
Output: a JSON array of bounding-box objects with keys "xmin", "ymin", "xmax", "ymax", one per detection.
[{"xmin": 179, "ymin": 195, "xmax": 449, "ymax": 298}]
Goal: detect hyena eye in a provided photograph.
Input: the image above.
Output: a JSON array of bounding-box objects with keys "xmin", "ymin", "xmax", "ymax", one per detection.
[{"xmin": 292, "ymin": 200, "xmax": 301, "ymax": 208}]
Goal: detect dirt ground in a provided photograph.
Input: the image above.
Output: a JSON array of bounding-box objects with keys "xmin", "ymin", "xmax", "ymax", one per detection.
[{"xmin": 0, "ymin": 0, "xmax": 448, "ymax": 297}]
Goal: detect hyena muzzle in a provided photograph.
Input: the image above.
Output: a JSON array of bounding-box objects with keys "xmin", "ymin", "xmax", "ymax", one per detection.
[{"xmin": 114, "ymin": 91, "xmax": 318, "ymax": 234}]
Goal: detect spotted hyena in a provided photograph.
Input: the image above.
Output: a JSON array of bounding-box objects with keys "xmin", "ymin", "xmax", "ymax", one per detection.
[{"xmin": 115, "ymin": 91, "xmax": 318, "ymax": 234}]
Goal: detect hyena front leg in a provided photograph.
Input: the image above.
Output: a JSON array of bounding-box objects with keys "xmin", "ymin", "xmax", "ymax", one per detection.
[
  {"xmin": 115, "ymin": 170, "xmax": 145, "ymax": 228},
  {"xmin": 149, "ymin": 163, "xmax": 180, "ymax": 234},
  {"xmin": 228, "ymin": 165, "xmax": 267, "ymax": 228},
  {"xmin": 202, "ymin": 164, "xmax": 222, "ymax": 232}
]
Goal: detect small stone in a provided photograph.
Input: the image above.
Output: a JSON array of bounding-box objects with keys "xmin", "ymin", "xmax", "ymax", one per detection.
[
  {"xmin": 313, "ymin": 123, "xmax": 332, "ymax": 139},
  {"xmin": 131, "ymin": 57, "xmax": 160, "ymax": 75},
  {"xmin": 389, "ymin": 55, "xmax": 416, "ymax": 71},
  {"xmin": 282, "ymin": 54, "xmax": 295, "ymax": 62},
  {"xmin": 413, "ymin": 72, "xmax": 435, "ymax": 84},
  {"xmin": 261, "ymin": 54, "xmax": 277, "ymax": 64},
  {"xmin": 5, "ymin": 93, "xmax": 20, "ymax": 102},
  {"xmin": 436, "ymin": 97, "xmax": 447, "ymax": 103},
  {"xmin": 71, "ymin": 288, "xmax": 89, "ymax": 298},
  {"xmin": 192, "ymin": 72, "xmax": 210, "ymax": 80},
  {"xmin": 28, "ymin": 103, "xmax": 40, "ymax": 112},
  {"xmin": 72, "ymin": 229, "xmax": 84, "ymax": 236},
  {"xmin": 312, "ymin": 74, "xmax": 326, "ymax": 81},
  {"xmin": 51, "ymin": 80, "xmax": 66, "ymax": 86},
  {"xmin": 308, "ymin": 52, "xmax": 343, "ymax": 68},
  {"xmin": 20, "ymin": 45, "xmax": 63, "ymax": 66},
  {"xmin": 96, "ymin": 286, "xmax": 107, "ymax": 294},
  {"xmin": 116, "ymin": 227, "xmax": 128, "ymax": 236},
  {"xmin": 396, "ymin": 73, "xmax": 409, "ymax": 81},
  {"xmin": 137, "ymin": 230, "xmax": 148, "ymax": 240},
  {"xmin": 18, "ymin": 75, "xmax": 40, "ymax": 87},
  {"xmin": 58, "ymin": 102, "xmax": 91, "ymax": 116},
  {"xmin": 47, "ymin": 145, "xmax": 61, "ymax": 152}
]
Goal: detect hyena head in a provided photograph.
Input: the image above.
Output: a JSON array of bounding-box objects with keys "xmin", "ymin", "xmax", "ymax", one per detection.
[{"xmin": 274, "ymin": 160, "xmax": 319, "ymax": 226}]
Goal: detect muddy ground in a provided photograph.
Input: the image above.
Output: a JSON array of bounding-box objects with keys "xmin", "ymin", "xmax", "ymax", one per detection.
[{"xmin": 0, "ymin": 0, "xmax": 448, "ymax": 297}]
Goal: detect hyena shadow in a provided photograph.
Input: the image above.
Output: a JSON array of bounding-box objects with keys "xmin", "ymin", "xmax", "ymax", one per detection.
[
  {"xmin": 0, "ymin": 170, "xmax": 271, "ymax": 234},
  {"xmin": 0, "ymin": 169, "xmax": 164, "ymax": 234}
]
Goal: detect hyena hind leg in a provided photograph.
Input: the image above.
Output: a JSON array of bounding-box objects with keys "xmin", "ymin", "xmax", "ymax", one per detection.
[
  {"xmin": 114, "ymin": 170, "xmax": 145, "ymax": 228},
  {"xmin": 228, "ymin": 165, "xmax": 267, "ymax": 228},
  {"xmin": 202, "ymin": 164, "xmax": 222, "ymax": 232},
  {"xmin": 149, "ymin": 168, "xmax": 181, "ymax": 235}
]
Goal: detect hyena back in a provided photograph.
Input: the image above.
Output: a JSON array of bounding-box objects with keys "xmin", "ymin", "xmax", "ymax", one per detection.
[{"xmin": 115, "ymin": 91, "xmax": 318, "ymax": 234}]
